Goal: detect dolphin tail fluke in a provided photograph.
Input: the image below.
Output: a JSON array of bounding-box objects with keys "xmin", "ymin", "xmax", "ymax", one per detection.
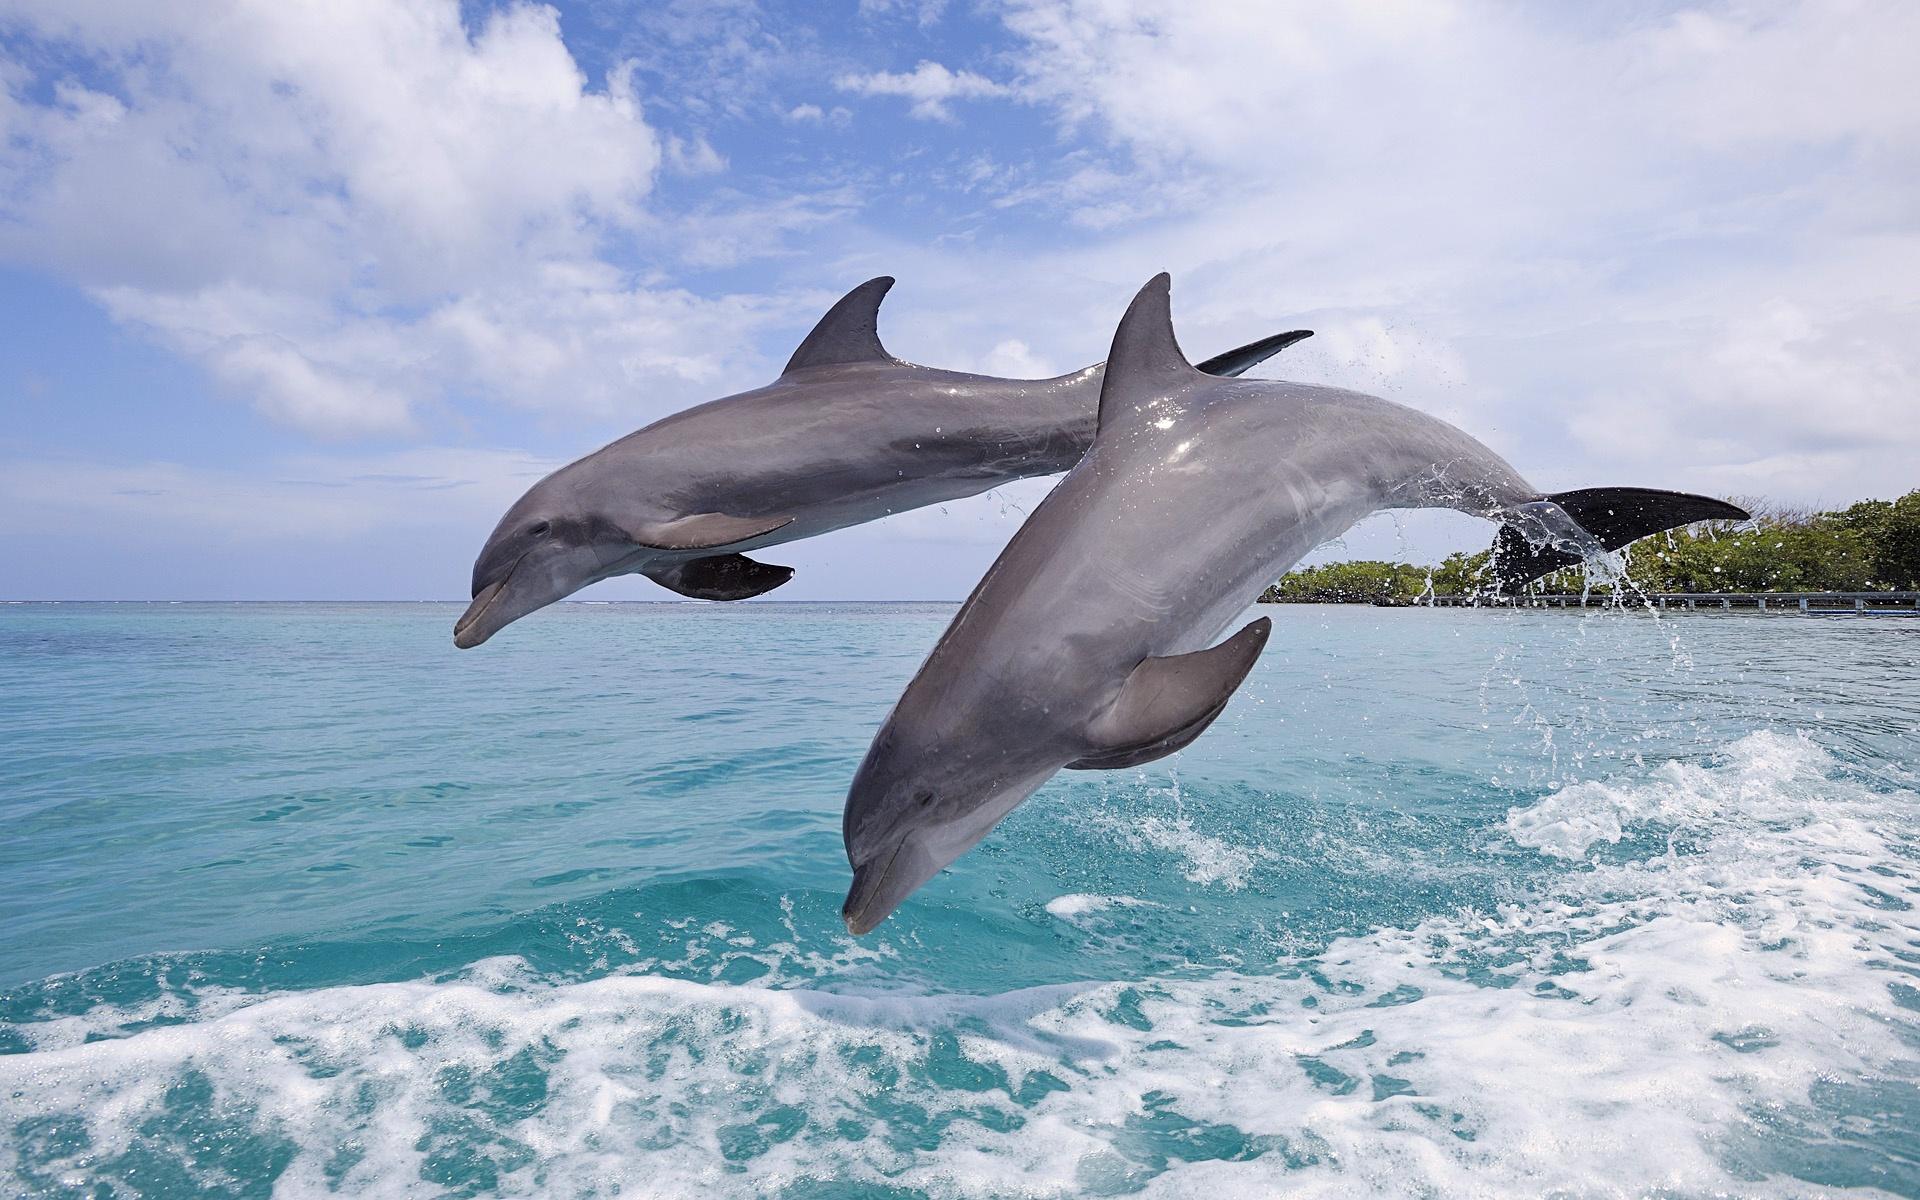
[
  {"xmin": 1491, "ymin": 488, "xmax": 1748, "ymax": 592},
  {"xmin": 1194, "ymin": 330, "xmax": 1312, "ymax": 378},
  {"xmin": 645, "ymin": 553, "xmax": 794, "ymax": 601},
  {"xmin": 1068, "ymin": 617, "xmax": 1271, "ymax": 770}
]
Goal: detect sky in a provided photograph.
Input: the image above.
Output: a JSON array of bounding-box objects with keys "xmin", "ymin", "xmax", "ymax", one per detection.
[{"xmin": 1, "ymin": 0, "xmax": 1915, "ymax": 601}]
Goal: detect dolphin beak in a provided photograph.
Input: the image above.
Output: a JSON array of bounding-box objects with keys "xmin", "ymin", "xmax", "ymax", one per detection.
[
  {"xmin": 454, "ymin": 578, "xmax": 508, "ymax": 649},
  {"xmin": 841, "ymin": 841, "xmax": 908, "ymax": 936}
]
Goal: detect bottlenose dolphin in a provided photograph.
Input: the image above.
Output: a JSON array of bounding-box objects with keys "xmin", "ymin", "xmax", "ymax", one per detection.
[
  {"xmin": 840, "ymin": 274, "xmax": 1745, "ymax": 934},
  {"xmin": 454, "ymin": 279, "xmax": 1310, "ymax": 647}
]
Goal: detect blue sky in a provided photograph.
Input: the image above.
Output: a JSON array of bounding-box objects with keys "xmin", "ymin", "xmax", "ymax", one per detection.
[{"xmin": 2, "ymin": 0, "xmax": 1916, "ymax": 600}]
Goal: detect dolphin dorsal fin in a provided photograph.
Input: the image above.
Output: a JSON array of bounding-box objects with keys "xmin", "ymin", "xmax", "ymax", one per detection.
[
  {"xmin": 783, "ymin": 277, "xmax": 899, "ymax": 375},
  {"xmin": 1068, "ymin": 617, "xmax": 1271, "ymax": 770},
  {"xmin": 1097, "ymin": 273, "xmax": 1203, "ymax": 434},
  {"xmin": 1195, "ymin": 329, "xmax": 1312, "ymax": 378}
]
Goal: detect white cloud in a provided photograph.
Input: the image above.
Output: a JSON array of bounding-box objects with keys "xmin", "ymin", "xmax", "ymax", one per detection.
[
  {"xmin": 0, "ymin": 446, "xmax": 554, "ymax": 542},
  {"xmin": 979, "ymin": 338, "xmax": 1057, "ymax": 378},
  {"xmin": 0, "ymin": 0, "xmax": 800, "ymax": 437},
  {"xmin": 2, "ymin": 1, "xmax": 658, "ymax": 284},
  {"xmin": 836, "ymin": 61, "xmax": 1009, "ymax": 121},
  {"xmin": 665, "ymin": 133, "xmax": 728, "ymax": 175},
  {"xmin": 857, "ymin": 0, "xmax": 950, "ymax": 27},
  {"xmin": 4, "ymin": 1, "xmax": 1918, "ymax": 598},
  {"xmin": 665, "ymin": 189, "xmax": 863, "ymax": 270},
  {"xmin": 1564, "ymin": 296, "xmax": 1920, "ymax": 503},
  {"xmin": 864, "ymin": 0, "xmax": 1920, "ymax": 514},
  {"xmin": 0, "ymin": 445, "xmax": 563, "ymax": 600},
  {"xmin": 783, "ymin": 102, "xmax": 855, "ymax": 128},
  {"xmin": 204, "ymin": 337, "xmax": 421, "ymax": 438}
]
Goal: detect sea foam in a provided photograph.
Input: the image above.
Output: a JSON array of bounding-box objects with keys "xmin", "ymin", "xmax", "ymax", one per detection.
[{"xmin": 3, "ymin": 731, "xmax": 1915, "ymax": 1197}]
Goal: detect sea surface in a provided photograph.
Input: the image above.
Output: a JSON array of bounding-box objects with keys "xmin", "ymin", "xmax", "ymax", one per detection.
[{"xmin": 1, "ymin": 600, "xmax": 1916, "ymax": 1198}]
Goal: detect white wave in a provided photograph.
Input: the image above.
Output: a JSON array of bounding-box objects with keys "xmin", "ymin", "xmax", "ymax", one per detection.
[
  {"xmin": 2, "ymin": 731, "xmax": 1914, "ymax": 1198},
  {"xmin": 1504, "ymin": 727, "xmax": 1837, "ymax": 859},
  {"xmin": 1081, "ymin": 802, "xmax": 1266, "ymax": 890},
  {"xmin": 1045, "ymin": 894, "xmax": 1161, "ymax": 923},
  {"xmin": 1131, "ymin": 814, "xmax": 1262, "ymax": 889}
]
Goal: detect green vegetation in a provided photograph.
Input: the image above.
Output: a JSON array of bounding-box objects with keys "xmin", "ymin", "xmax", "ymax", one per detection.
[
  {"xmin": 1259, "ymin": 489, "xmax": 1920, "ymax": 603},
  {"xmin": 1261, "ymin": 560, "xmax": 1434, "ymax": 603}
]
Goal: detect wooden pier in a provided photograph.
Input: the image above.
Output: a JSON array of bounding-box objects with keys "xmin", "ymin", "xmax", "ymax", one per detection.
[{"xmin": 1413, "ymin": 591, "xmax": 1920, "ymax": 613}]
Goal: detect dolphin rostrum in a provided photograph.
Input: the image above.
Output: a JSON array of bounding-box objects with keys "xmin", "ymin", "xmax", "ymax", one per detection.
[
  {"xmin": 454, "ymin": 279, "xmax": 1311, "ymax": 647},
  {"xmin": 839, "ymin": 274, "xmax": 1746, "ymax": 934}
]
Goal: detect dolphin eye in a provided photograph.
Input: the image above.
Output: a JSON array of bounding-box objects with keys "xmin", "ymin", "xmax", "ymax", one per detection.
[
  {"xmin": 527, "ymin": 521, "xmax": 551, "ymax": 538},
  {"xmin": 913, "ymin": 789, "xmax": 934, "ymax": 808}
]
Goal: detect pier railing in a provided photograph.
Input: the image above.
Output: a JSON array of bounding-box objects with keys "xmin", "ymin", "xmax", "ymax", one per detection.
[{"xmin": 1412, "ymin": 591, "xmax": 1920, "ymax": 613}]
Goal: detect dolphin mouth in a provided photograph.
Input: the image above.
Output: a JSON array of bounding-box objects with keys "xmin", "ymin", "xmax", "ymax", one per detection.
[
  {"xmin": 841, "ymin": 841, "xmax": 907, "ymax": 936},
  {"xmin": 453, "ymin": 570, "xmax": 513, "ymax": 649}
]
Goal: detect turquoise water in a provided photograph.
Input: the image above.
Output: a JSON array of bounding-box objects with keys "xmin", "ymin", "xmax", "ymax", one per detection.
[{"xmin": 1, "ymin": 601, "xmax": 1916, "ymax": 1197}]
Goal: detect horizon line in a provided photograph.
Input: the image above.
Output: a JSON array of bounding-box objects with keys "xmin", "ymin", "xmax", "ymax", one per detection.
[{"xmin": 0, "ymin": 598, "xmax": 969, "ymax": 605}]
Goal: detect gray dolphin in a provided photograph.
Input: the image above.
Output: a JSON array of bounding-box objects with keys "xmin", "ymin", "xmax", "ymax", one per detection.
[
  {"xmin": 454, "ymin": 279, "xmax": 1311, "ymax": 648},
  {"xmin": 840, "ymin": 274, "xmax": 1745, "ymax": 934}
]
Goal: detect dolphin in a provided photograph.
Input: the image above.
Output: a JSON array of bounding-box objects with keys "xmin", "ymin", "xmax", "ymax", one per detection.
[
  {"xmin": 454, "ymin": 279, "xmax": 1312, "ymax": 648},
  {"xmin": 839, "ymin": 274, "xmax": 1746, "ymax": 934}
]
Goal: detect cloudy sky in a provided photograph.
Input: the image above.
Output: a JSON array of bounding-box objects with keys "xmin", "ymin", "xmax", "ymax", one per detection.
[{"xmin": 2, "ymin": 0, "xmax": 1915, "ymax": 600}]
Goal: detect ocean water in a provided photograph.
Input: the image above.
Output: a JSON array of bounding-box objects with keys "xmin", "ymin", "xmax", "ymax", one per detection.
[{"xmin": 1, "ymin": 600, "xmax": 1916, "ymax": 1199}]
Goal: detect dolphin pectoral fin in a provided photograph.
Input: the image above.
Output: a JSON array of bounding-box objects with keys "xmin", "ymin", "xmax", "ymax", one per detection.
[
  {"xmin": 1194, "ymin": 330, "xmax": 1313, "ymax": 378},
  {"xmin": 1069, "ymin": 617, "xmax": 1272, "ymax": 771},
  {"xmin": 1491, "ymin": 488, "xmax": 1749, "ymax": 592},
  {"xmin": 633, "ymin": 512, "xmax": 796, "ymax": 552},
  {"xmin": 644, "ymin": 554, "xmax": 794, "ymax": 601},
  {"xmin": 1066, "ymin": 705, "xmax": 1228, "ymax": 770}
]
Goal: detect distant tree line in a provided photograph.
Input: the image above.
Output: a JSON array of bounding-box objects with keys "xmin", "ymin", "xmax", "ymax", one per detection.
[{"xmin": 1260, "ymin": 489, "xmax": 1920, "ymax": 603}]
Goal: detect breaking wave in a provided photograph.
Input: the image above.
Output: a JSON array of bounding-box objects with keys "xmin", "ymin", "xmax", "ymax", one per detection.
[{"xmin": 4, "ymin": 731, "xmax": 1915, "ymax": 1198}]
